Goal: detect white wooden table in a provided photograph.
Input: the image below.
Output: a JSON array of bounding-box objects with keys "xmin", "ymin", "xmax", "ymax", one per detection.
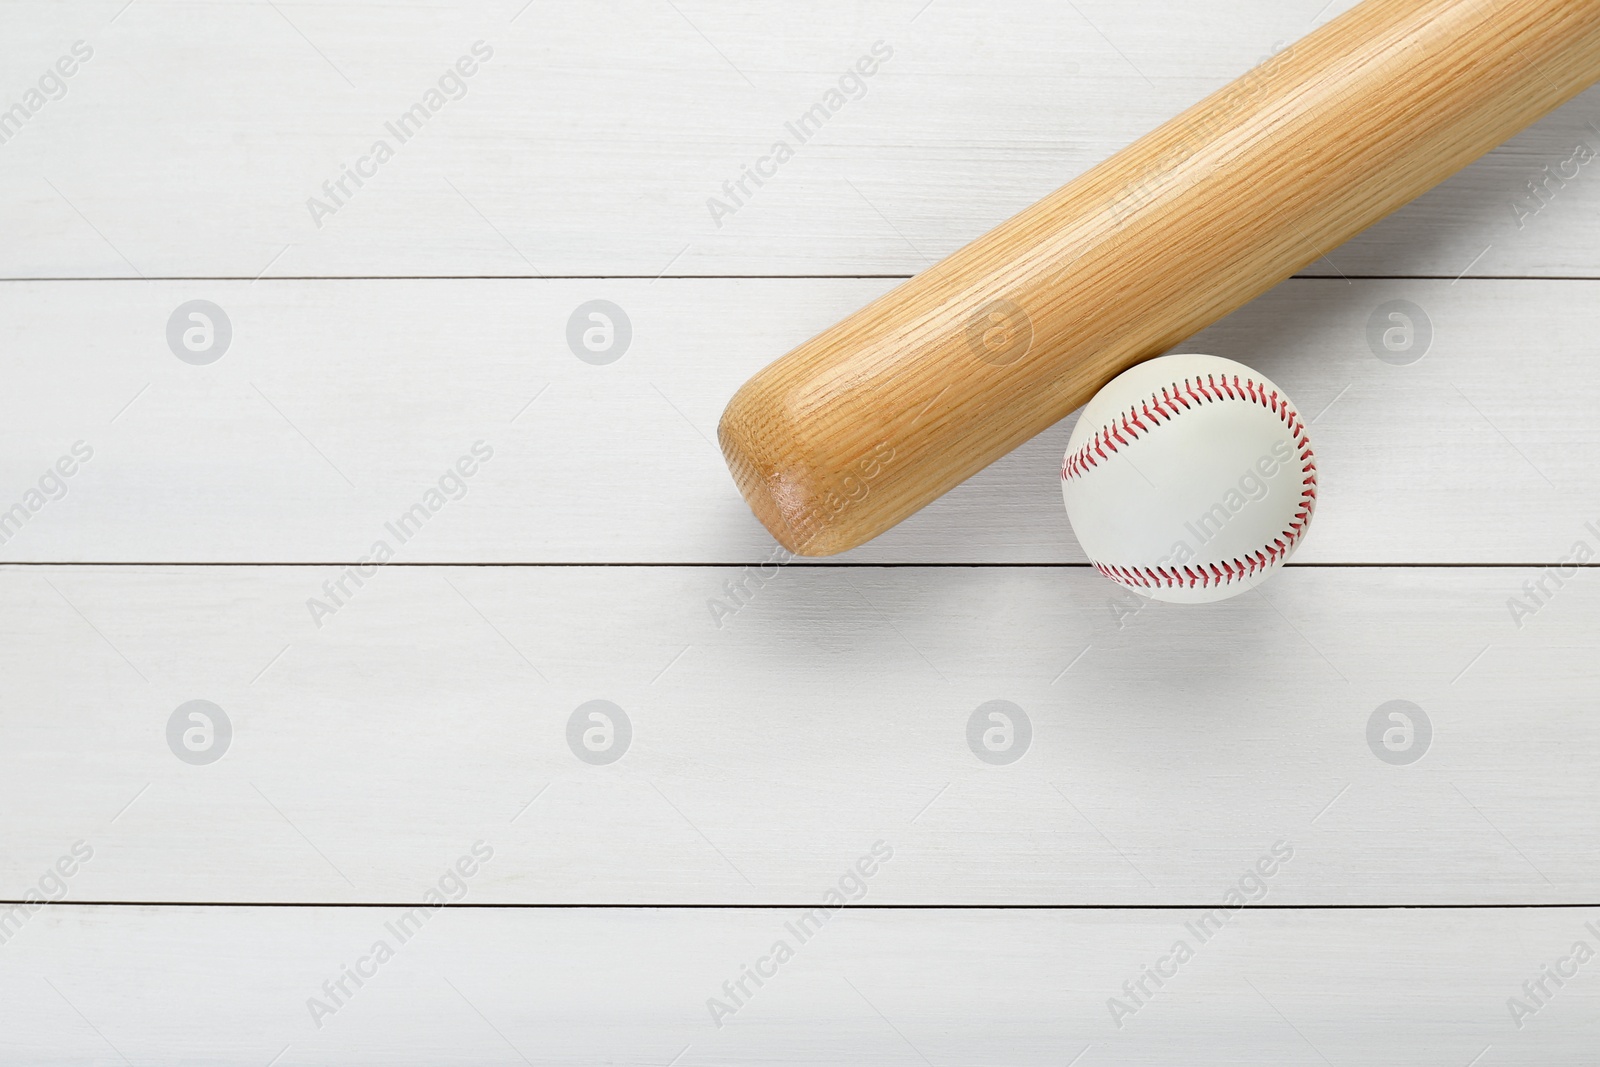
[{"xmin": 3, "ymin": 0, "xmax": 1598, "ymax": 1061}]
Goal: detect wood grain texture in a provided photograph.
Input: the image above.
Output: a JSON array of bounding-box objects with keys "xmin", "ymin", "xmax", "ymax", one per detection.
[
  {"xmin": 718, "ymin": 0, "xmax": 1600, "ymax": 555},
  {"xmin": 2, "ymin": 905, "xmax": 1595, "ymax": 1064},
  {"xmin": 4, "ymin": 565, "xmax": 1594, "ymax": 905},
  {"xmin": 3, "ymin": 0, "xmax": 1597, "ymax": 1054},
  {"xmin": 5, "ymin": 1, "xmax": 1600, "ymax": 279},
  {"xmin": 0, "ymin": 277, "xmax": 1593, "ymax": 564}
]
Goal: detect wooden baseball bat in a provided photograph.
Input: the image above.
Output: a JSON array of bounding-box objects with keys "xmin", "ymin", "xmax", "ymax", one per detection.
[{"xmin": 718, "ymin": 0, "xmax": 1600, "ymax": 556}]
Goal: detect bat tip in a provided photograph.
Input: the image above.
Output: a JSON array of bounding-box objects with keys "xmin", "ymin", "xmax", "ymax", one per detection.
[{"xmin": 718, "ymin": 393, "xmax": 850, "ymax": 558}]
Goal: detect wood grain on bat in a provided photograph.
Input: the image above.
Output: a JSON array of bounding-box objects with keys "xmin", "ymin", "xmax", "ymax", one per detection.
[{"xmin": 718, "ymin": 0, "xmax": 1600, "ymax": 555}]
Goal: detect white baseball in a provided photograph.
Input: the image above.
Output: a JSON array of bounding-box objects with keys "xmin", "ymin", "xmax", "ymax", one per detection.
[{"xmin": 1061, "ymin": 353, "xmax": 1317, "ymax": 603}]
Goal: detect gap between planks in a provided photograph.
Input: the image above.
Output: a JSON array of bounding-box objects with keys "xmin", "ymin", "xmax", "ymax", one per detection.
[
  {"xmin": 3, "ymin": 562, "xmax": 1598, "ymax": 568},
  {"xmin": 0, "ymin": 274, "xmax": 1598, "ymax": 281},
  {"xmin": 6, "ymin": 900, "xmax": 1599, "ymax": 910}
]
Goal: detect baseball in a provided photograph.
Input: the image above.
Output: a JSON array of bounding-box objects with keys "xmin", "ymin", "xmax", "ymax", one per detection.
[{"xmin": 1061, "ymin": 353, "xmax": 1317, "ymax": 603}]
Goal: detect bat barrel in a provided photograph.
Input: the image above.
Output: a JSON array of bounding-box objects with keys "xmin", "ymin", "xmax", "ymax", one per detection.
[{"xmin": 717, "ymin": 0, "xmax": 1600, "ymax": 556}]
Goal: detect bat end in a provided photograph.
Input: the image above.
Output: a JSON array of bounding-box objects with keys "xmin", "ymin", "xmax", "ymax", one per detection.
[{"xmin": 718, "ymin": 388, "xmax": 853, "ymax": 558}]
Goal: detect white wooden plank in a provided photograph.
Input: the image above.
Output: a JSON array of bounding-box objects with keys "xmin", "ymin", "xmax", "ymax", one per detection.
[
  {"xmin": 0, "ymin": 904, "xmax": 1593, "ymax": 1064},
  {"xmin": 0, "ymin": 277, "xmax": 1593, "ymax": 563},
  {"xmin": 3, "ymin": 564, "xmax": 1594, "ymax": 905},
  {"xmin": 5, "ymin": 0, "xmax": 1600, "ymax": 278}
]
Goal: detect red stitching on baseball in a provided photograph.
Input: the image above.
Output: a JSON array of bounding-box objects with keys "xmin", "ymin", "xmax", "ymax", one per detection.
[{"xmin": 1061, "ymin": 372, "xmax": 1318, "ymax": 590}]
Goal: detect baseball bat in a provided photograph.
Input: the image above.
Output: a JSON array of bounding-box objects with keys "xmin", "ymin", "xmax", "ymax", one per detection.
[{"xmin": 718, "ymin": 0, "xmax": 1600, "ymax": 556}]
